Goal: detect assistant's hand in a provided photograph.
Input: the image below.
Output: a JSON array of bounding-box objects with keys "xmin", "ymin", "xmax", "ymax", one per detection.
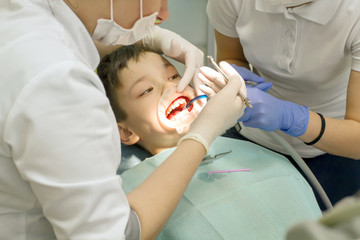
[
  {"xmin": 142, "ymin": 26, "xmax": 204, "ymax": 94},
  {"xmin": 179, "ymin": 62, "xmax": 246, "ymax": 152},
  {"xmin": 238, "ymin": 87, "xmax": 310, "ymax": 137},
  {"xmin": 231, "ymin": 64, "xmax": 272, "ymax": 92}
]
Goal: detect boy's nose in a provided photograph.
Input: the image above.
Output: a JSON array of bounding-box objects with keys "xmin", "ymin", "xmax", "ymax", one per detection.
[{"xmin": 161, "ymin": 82, "xmax": 177, "ymax": 95}]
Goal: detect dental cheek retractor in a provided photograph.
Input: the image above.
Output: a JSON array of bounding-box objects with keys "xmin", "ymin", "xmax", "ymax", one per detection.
[{"xmin": 157, "ymin": 86, "xmax": 207, "ymax": 134}]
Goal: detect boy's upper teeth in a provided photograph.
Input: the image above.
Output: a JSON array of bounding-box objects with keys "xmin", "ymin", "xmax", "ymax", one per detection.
[{"xmin": 166, "ymin": 98, "xmax": 187, "ymax": 116}]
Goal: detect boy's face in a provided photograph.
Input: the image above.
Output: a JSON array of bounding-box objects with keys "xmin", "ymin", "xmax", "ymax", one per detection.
[{"xmin": 116, "ymin": 52, "xmax": 199, "ymax": 155}]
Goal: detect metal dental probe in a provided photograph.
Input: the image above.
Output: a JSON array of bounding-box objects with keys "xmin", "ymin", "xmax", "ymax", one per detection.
[{"xmin": 207, "ymin": 56, "xmax": 253, "ymax": 108}]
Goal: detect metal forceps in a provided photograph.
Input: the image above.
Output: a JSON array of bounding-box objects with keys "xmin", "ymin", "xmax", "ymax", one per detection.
[
  {"xmin": 207, "ymin": 56, "xmax": 253, "ymax": 108},
  {"xmin": 201, "ymin": 150, "xmax": 232, "ymax": 165}
]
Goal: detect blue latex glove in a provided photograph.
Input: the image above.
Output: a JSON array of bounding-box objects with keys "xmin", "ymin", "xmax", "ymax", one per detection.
[
  {"xmin": 231, "ymin": 65, "xmax": 272, "ymax": 92},
  {"xmin": 237, "ymin": 87, "xmax": 309, "ymax": 137}
]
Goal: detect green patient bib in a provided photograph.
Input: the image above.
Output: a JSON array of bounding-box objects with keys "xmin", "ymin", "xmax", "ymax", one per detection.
[{"xmin": 121, "ymin": 136, "xmax": 322, "ymax": 240}]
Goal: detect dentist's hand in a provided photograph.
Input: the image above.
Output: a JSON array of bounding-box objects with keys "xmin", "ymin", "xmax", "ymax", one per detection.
[
  {"xmin": 238, "ymin": 87, "xmax": 310, "ymax": 137},
  {"xmin": 197, "ymin": 63, "xmax": 271, "ymax": 96},
  {"xmin": 178, "ymin": 62, "xmax": 246, "ymax": 152},
  {"xmin": 142, "ymin": 26, "xmax": 204, "ymax": 94}
]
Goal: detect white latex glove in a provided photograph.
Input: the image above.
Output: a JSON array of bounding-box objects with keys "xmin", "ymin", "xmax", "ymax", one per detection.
[
  {"xmin": 178, "ymin": 62, "xmax": 247, "ymax": 152},
  {"xmin": 197, "ymin": 62, "xmax": 247, "ymax": 98},
  {"xmin": 142, "ymin": 26, "xmax": 204, "ymax": 94}
]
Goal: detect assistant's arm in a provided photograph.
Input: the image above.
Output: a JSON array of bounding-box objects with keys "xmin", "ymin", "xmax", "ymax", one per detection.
[
  {"xmin": 216, "ymin": 31, "xmax": 360, "ymax": 159},
  {"xmin": 215, "ymin": 29, "xmax": 249, "ymax": 69},
  {"xmin": 298, "ymin": 70, "xmax": 360, "ymax": 159}
]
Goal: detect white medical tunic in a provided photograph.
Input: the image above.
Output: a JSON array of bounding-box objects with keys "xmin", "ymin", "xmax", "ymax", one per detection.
[
  {"xmin": 207, "ymin": 0, "xmax": 360, "ymax": 157},
  {"xmin": 0, "ymin": 1, "xmax": 135, "ymax": 239}
]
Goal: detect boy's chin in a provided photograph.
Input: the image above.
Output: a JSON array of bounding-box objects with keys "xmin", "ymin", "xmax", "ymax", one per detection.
[
  {"xmin": 147, "ymin": 127, "xmax": 191, "ymax": 155},
  {"xmin": 172, "ymin": 125, "xmax": 191, "ymax": 135}
]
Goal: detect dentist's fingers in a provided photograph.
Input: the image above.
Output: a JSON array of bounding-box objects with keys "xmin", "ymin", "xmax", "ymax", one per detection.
[
  {"xmin": 199, "ymin": 66, "xmax": 227, "ymax": 87},
  {"xmin": 191, "ymin": 67, "xmax": 205, "ymax": 95},
  {"xmin": 177, "ymin": 64, "xmax": 195, "ymax": 92},
  {"xmin": 175, "ymin": 40, "xmax": 204, "ymax": 93},
  {"xmin": 178, "ymin": 69, "xmax": 195, "ymax": 93},
  {"xmin": 197, "ymin": 70, "xmax": 222, "ymax": 93},
  {"xmin": 222, "ymin": 69, "xmax": 245, "ymax": 99},
  {"xmin": 219, "ymin": 61, "xmax": 240, "ymax": 76},
  {"xmin": 219, "ymin": 61, "xmax": 247, "ymax": 98},
  {"xmin": 198, "ymin": 66, "xmax": 227, "ymax": 92},
  {"xmin": 198, "ymin": 84, "xmax": 216, "ymax": 98}
]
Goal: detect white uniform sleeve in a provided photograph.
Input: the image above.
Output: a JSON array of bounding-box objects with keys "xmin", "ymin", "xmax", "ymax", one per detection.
[
  {"xmin": 350, "ymin": 19, "xmax": 360, "ymax": 72},
  {"xmin": 206, "ymin": 0, "xmax": 242, "ymax": 38},
  {"xmin": 4, "ymin": 61, "xmax": 137, "ymax": 239}
]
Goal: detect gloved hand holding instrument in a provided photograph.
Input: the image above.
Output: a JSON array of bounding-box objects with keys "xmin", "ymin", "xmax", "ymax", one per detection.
[
  {"xmin": 199, "ymin": 61, "xmax": 310, "ymax": 138},
  {"xmin": 178, "ymin": 61, "xmax": 247, "ymax": 152},
  {"xmin": 238, "ymin": 87, "xmax": 309, "ymax": 137}
]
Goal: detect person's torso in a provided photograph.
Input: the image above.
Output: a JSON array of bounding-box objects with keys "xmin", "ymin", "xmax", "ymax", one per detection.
[
  {"xmin": 0, "ymin": 1, "xmax": 109, "ymax": 238},
  {"xmin": 207, "ymin": 0, "xmax": 360, "ymax": 157}
]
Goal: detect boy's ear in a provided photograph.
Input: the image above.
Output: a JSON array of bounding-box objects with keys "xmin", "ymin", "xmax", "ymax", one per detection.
[{"xmin": 117, "ymin": 122, "xmax": 140, "ymax": 145}]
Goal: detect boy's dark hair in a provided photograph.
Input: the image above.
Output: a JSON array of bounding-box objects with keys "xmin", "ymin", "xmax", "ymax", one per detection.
[{"xmin": 97, "ymin": 44, "xmax": 159, "ymax": 122}]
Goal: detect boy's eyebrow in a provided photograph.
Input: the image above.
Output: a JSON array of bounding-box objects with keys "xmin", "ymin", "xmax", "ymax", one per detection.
[
  {"xmin": 128, "ymin": 61, "xmax": 173, "ymax": 93},
  {"xmin": 128, "ymin": 75, "xmax": 147, "ymax": 93},
  {"xmin": 129, "ymin": 75, "xmax": 146, "ymax": 93}
]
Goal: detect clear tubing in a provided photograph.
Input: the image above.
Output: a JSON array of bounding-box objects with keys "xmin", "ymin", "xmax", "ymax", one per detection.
[{"xmin": 264, "ymin": 131, "xmax": 333, "ymax": 210}]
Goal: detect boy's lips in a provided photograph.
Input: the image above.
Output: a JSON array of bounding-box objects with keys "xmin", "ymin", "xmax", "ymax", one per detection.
[{"xmin": 165, "ymin": 96, "xmax": 193, "ymax": 120}]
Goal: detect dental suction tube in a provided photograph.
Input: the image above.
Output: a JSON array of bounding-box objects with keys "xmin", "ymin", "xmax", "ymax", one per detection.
[
  {"xmin": 264, "ymin": 130, "xmax": 333, "ymax": 210},
  {"xmin": 158, "ymin": 86, "xmax": 207, "ymax": 134}
]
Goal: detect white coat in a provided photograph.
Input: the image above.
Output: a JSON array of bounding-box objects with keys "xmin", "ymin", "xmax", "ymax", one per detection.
[{"xmin": 0, "ymin": 1, "xmax": 134, "ymax": 239}]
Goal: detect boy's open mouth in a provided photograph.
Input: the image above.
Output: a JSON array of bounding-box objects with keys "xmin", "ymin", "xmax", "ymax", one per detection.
[{"xmin": 165, "ymin": 96, "xmax": 193, "ymax": 120}]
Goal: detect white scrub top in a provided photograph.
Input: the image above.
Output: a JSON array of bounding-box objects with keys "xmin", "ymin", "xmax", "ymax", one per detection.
[
  {"xmin": 207, "ymin": 0, "xmax": 360, "ymax": 157},
  {"xmin": 0, "ymin": 1, "xmax": 136, "ymax": 239}
]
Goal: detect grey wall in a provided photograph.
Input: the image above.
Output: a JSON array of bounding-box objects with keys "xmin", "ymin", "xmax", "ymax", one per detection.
[{"xmin": 160, "ymin": 0, "xmax": 215, "ymax": 74}]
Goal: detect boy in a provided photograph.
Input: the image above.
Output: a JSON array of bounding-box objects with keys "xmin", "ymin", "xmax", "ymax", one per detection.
[{"xmin": 97, "ymin": 45, "xmax": 322, "ymax": 240}]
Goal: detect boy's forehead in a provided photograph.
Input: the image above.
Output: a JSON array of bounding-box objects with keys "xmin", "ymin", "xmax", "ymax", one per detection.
[
  {"xmin": 126, "ymin": 52, "xmax": 171, "ymax": 73},
  {"xmin": 144, "ymin": 51, "xmax": 170, "ymax": 64},
  {"xmin": 117, "ymin": 52, "xmax": 172, "ymax": 87}
]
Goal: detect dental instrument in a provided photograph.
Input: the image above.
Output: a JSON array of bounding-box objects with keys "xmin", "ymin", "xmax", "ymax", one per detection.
[
  {"xmin": 202, "ymin": 150, "xmax": 232, "ymax": 165},
  {"xmin": 184, "ymin": 95, "xmax": 208, "ymax": 109},
  {"xmin": 264, "ymin": 130, "xmax": 333, "ymax": 209},
  {"xmin": 208, "ymin": 56, "xmax": 253, "ymax": 108},
  {"xmin": 235, "ymin": 122, "xmax": 333, "ymax": 210},
  {"xmin": 208, "ymin": 169, "xmax": 251, "ymax": 176}
]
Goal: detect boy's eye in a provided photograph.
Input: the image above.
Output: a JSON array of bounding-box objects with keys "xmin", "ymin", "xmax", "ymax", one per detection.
[
  {"xmin": 139, "ymin": 87, "xmax": 153, "ymax": 97},
  {"xmin": 169, "ymin": 73, "xmax": 180, "ymax": 81}
]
